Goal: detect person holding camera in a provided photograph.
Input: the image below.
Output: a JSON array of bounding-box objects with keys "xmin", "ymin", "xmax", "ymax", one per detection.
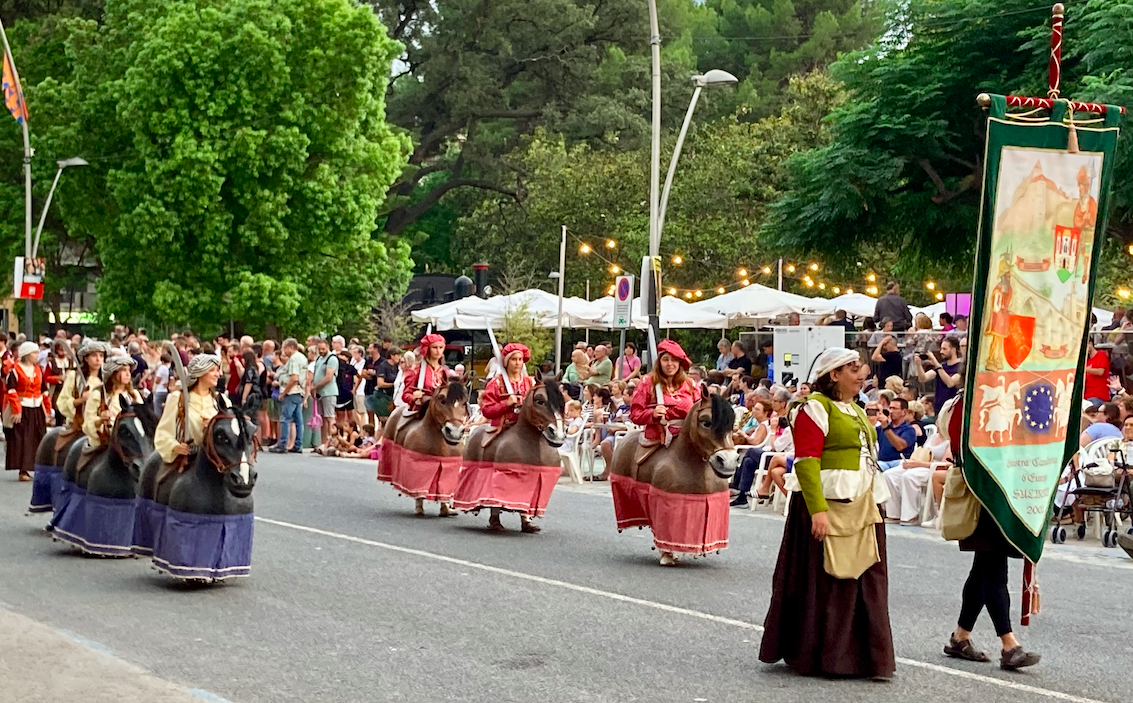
[
  {"xmin": 875, "ymin": 398, "xmax": 916, "ymax": 471},
  {"xmin": 915, "ymin": 335, "xmax": 965, "ymax": 407}
]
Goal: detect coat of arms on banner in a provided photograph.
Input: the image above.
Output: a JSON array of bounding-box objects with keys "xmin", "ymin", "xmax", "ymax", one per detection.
[{"xmin": 971, "ymin": 147, "xmax": 1102, "ymax": 535}]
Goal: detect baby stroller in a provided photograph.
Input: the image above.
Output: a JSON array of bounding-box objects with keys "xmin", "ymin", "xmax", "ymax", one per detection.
[{"xmin": 1051, "ymin": 438, "xmax": 1133, "ymax": 547}]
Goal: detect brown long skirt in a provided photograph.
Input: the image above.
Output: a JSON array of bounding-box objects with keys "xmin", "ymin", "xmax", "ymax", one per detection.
[
  {"xmin": 7, "ymin": 409, "xmax": 47, "ymax": 472},
  {"xmin": 759, "ymin": 493, "xmax": 896, "ymax": 678}
]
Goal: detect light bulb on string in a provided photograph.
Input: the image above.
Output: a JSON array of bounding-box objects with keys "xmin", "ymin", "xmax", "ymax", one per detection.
[
  {"xmin": 684, "ymin": 291, "xmax": 693, "ymax": 300},
  {"xmin": 809, "ymin": 262, "xmax": 819, "ymax": 272},
  {"xmin": 605, "ymin": 239, "xmax": 617, "ymax": 249},
  {"xmin": 832, "ymin": 286, "xmax": 841, "ymax": 294},
  {"xmin": 867, "ymin": 273, "xmax": 876, "ymax": 282},
  {"xmin": 818, "ymin": 282, "xmax": 826, "ymax": 290},
  {"xmin": 805, "ymin": 279, "xmax": 814, "ymax": 288},
  {"xmin": 667, "ymin": 287, "xmax": 677, "ymax": 296},
  {"xmin": 579, "ymin": 243, "xmax": 592, "ymax": 255},
  {"xmin": 607, "ymin": 286, "xmax": 615, "ymax": 295},
  {"xmin": 926, "ymin": 281, "xmax": 936, "ymax": 291},
  {"xmin": 609, "ymin": 264, "xmax": 620, "ymax": 274},
  {"xmin": 694, "ymin": 290, "xmax": 703, "ymax": 298},
  {"xmin": 716, "ymin": 286, "xmax": 726, "ymax": 295},
  {"xmin": 761, "ymin": 266, "xmax": 772, "ymax": 275},
  {"xmin": 672, "ymin": 255, "xmax": 684, "ymax": 266},
  {"xmin": 1127, "ymin": 244, "xmax": 1133, "ymax": 256},
  {"xmin": 786, "ymin": 264, "xmax": 796, "ymax": 273},
  {"xmin": 846, "ymin": 287, "xmax": 853, "ymax": 294},
  {"xmin": 935, "ymin": 292, "xmax": 944, "ymax": 301},
  {"xmin": 741, "ymin": 279, "xmax": 751, "ymax": 287},
  {"xmin": 738, "ymin": 268, "xmax": 748, "ymax": 278},
  {"xmin": 1119, "ymin": 288, "xmax": 1131, "ymax": 300}
]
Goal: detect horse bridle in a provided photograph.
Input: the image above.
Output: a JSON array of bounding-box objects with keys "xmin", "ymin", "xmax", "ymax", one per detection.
[
  {"xmin": 201, "ymin": 411, "xmax": 258, "ymax": 474},
  {"xmin": 522, "ymin": 383, "xmax": 558, "ymax": 432}
]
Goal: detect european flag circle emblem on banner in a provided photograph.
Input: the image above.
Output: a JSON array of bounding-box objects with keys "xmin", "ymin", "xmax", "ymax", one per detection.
[{"xmin": 1022, "ymin": 381, "xmax": 1055, "ymax": 435}]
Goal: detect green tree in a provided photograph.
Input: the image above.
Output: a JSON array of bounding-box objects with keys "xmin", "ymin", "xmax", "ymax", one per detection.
[
  {"xmin": 31, "ymin": 0, "xmax": 412, "ymax": 333},
  {"xmin": 764, "ymin": 0, "xmax": 1133, "ymax": 293}
]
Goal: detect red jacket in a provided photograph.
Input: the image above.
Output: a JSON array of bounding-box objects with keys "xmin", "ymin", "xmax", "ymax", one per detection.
[
  {"xmin": 629, "ymin": 376, "xmax": 700, "ymax": 442},
  {"xmin": 400, "ymin": 362, "xmax": 448, "ymax": 408},
  {"xmin": 6, "ymin": 361, "xmax": 52, "ymax": 416},
  {"xmin": 479, "ymin": 374, "xmax": 535, "ymax": 427}
]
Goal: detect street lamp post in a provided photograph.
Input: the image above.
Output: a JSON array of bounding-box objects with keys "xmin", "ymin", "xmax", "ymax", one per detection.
[
  {"xmin": 25, "ymin": 157, "xmax": 88, "ymax": 336},
  {"xmin": 552, "ymin": 224, "xmax": 567, "ymax": 372}
]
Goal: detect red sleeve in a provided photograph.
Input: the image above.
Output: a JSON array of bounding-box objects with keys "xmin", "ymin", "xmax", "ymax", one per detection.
[
  {"xmin": 629, "ymin": 379, "xmax": 657, "ymax": 427},
  {"xmin": 401, "ymin": 366, "xmax": 420, "ymax": 406},
  {"xmin": 792, "ymin": 408, "xmax": 826, "ymax": 459},
  {"xmin": 479, "ymin": 377, "xmax": 510, "ymax": 420}
]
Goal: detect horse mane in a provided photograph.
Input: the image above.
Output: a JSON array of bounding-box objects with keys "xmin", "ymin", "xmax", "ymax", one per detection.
[
  {"xmin": 134, "ymin": 397, "xmax": 158, "ymax": 436},
  {"xmin": 444, "ymin": 380, "xmax": 467, "ymax": 404},
  {"xmin": 708, "ymin": 393, "xmax": 735, "ymax": 439},
  {"xmin": 540, "ymin": 376, "xmax": 566, "ymax": 414}
]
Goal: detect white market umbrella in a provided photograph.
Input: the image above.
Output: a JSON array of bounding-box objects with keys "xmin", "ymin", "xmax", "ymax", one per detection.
[{"xmin": 692, "ymin": 283, "xmax": 835, "ymax": 327}]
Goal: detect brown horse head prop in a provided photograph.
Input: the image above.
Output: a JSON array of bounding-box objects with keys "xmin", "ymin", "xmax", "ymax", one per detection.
[
  {"xmin": 685, "ymin": 393, "xmax": 739, "ymax": 479},
  {"xmin": 420, "ymin": 381, "xmax": 470, "ymax": 445},
  {"xmin": 520, "ymin": 376, "xmax": 567, "ymax": 447}
]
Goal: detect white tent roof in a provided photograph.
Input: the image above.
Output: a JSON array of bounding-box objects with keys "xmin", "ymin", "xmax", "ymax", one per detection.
[
  {"xmin": 829, "ymin": 293, "xmax": 879, "ymax": 319},
  {"xmin": 554, "ymin": 296, "xmax": 729, "ymax": 330},
  {"xmin": 692, "ymin": 283, "xmax": 835, "ymax": 326},
  {"xmin": 412, "ymin": 290, "xmax": 606, "ymax": 331}
]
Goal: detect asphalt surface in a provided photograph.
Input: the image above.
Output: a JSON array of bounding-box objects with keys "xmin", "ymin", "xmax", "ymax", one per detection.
[{"xmin": 1, "ymin": 452, "xmax": 1131, "ymax": 703}]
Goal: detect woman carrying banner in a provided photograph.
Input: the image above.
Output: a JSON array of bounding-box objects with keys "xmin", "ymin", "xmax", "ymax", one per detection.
[
  {"xmin": 760, "ymin": 347, "xmax": 895, "ymax": 679},
  {"xmin": 937, "ymin": 395, "xmax": 1041, "ymax": 670},
  {"xmin": 5, "ymin": 342, "xmax": 53, "ymax": 481}
]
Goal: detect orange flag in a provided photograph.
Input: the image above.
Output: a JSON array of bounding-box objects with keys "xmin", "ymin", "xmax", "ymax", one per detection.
[{"xmin": 2, "ymin": 50, "xmax": 28, "ymax": 124}]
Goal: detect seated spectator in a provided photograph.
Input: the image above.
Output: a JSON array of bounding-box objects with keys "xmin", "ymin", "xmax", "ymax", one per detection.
[
  {"xmin": 908, "ymin": 400, "xmax": 928, "ymax": 446},
  {"xmin": 827, "ymin": 309, "xmax": 856, "ymax": 330},
  {"xmin": 884, "ymin": 424, "xmax": 952, "ymax": 525},
  {"xmin": 920, "ymin": 393, "xmax": 936, "ymax": 425},
  {"xmin": 724, "ymin": 341, "xmax": 752, "ymax": 380},
  {"xmin": 1081, "ymin": 401, "xmax": 1122, "ymax": 446},
  {"xmin": 733, "ymin": 397, "xmax": 771, "ymax": 448},
  {"xmin": 336, "ymin": 423, "xmax": 381, "ymax": 459},
  {"xmin": 876, "ymin": 397, "xmax": 916, "ymax": 470},
  {"xmin": 689, "ymin": 365, "xmax": 706, "ymax": 386},
  {"xmin": 559, "ymin": 400, "xmax": 586, "ymax": 456},
  {"xmin": 715, "ymin": 338, "xmax": 733, "ymax": 372}
]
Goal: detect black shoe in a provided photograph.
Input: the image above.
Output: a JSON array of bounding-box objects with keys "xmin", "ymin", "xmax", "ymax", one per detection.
[
  {"xmin": 288, "ymin": 446, "xmax": 302, "ymax": 454},
  {"xmin": 1000, "ymin": 646, "xmax": 1041, "ymax": 671},
  {"xmin": 729, "ymin": 495, "xmax": 750, "ymax": 508},
  {"xmin": 944, "ymin": 637, "xmax": 990, "ymax": 662},
  {"xmin": 268, "ymin": 446, "xmax": 287, "ymax": 454}
]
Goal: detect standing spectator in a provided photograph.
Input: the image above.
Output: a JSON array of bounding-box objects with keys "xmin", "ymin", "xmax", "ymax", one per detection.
[
  {"xmin": 371, "ymin": 346, "xmax": 401, "ymax": 429},
  {"xmin": 724, "ymin": 341, "xmax": 752, "ymax": 380},
  {"xmin": 589, "ymin": 344, "xmax": 614, "ymax": 386},
  {"xmin": 876, "ymin": 397, "xmax": 916, "ymax": 470},
  {"xmin": 786, "ymin": 312, "xmax": 801, "ymax": 326},
  {"xmin": 237, "ymin": 349, "xmax": 262, "ymax": 415},
  {"xmin": 873, "ymin": 281, "xmax": 913, "ymax": 331},
  {"xmin": 334, "ymin": 346, "xmax": 357, "ymax": 426},
  {"xmin": 939, "ymin": 312, "xmax": 956, "ymax": 332},
  {"xmin": 614, "ymin": 342, "xmax": 641, "ymax": 381},
  {"xmin": 152, "ymin": 351, "xmax": 172, "ymax": 415},
  {"xmin": 312, "ymin": 338, "xmax": 339, "ymax": 450},
  {"xmin": 269, "ymin": 338, "xmax": 307, "ymax": 454},
  {"xmin": 362, "ymin": 343, "xmax": 383, "ymax": 425},
  {"xmin": 915, "ymin": 335, "xmax": 965, "ymax": 407},
  {"xmin": 379, "ymin": 337, "xmax": 393, "ymax": 360},
  {"xmin": 128, "ymin": 341, "xmax": 149, "ymax": 391},
  {"xmin": 1104, "ymin": 306, "xmax": 1125, "ymax": 331},
  {"xmin": 954, "ymin": 315, "xmax": 969, "ymax": 336},
  {"xmin": 1083, "ymin": 338, "xmax": 1110, "ymax": 404},
  {"xmin": 871, "ymin": 333, "xmax": 903, "ymax": 384},
  {"xmin": 827, "ymin": 310, "xmax": 856, "ymax": 330},
  {"xmin": 715, "ymin": 338, "xmax": 733, "ymax": 372}
]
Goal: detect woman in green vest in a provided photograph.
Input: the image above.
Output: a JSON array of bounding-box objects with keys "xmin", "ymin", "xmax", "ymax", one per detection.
[{"xmin": 759, "ymin": 347, "xmax": 896, "ymax": 679}]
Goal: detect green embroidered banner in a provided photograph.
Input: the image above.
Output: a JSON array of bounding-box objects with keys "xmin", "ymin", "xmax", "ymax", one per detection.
[{"xmin": 962, "ymin": 95, "xmax": 1122, "ymax": 563}]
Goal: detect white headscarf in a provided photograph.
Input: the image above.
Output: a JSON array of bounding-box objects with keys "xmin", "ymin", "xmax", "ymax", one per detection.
[
  {"xmin": 78, "ymin": 340, "xmax": 111, "ymax": 362},
  {"xmin": 808, "ymin": 348, "xmax": 860, "ymax": 383},
  {"xmin": 101, "ymin": 355, "xmax": 137, "ymax": 383},
  {"xmin": 17, "ymin": 341, "xmax": 38, "ymax": 361}
]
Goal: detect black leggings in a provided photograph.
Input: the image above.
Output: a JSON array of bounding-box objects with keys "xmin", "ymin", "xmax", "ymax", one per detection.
[{"xmin": 957, "ymin": 551, "xmax": 1012, "ymax": 637}]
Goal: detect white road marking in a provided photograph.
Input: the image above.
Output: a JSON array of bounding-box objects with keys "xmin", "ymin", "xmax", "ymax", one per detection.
[{"xmin": 256, "ymin": 516, "xmax": 1110, "ymax": 703}]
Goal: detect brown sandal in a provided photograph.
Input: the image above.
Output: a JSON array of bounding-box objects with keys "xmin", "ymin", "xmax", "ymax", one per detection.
[{"xmin": 944, "ymin": 637, "xmax": 990, "ymax": 662}]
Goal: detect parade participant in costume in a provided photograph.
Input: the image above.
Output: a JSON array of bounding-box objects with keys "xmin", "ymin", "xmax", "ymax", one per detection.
[
  {"xmin": 400, "ymin": 334, "xmax": 448, "ymax": 412},
  {"xmin": 760, "ymin": 347, "xmax": 895, "ymax": 679},
  {"xmin": 56, "ymin": 341, "xmax": 109, "ymax": 433},
  {"xmin": 5, "ymin": 342, "xmax": 53, "ymax": 481},
  {"xmin": 628, "ymin": 340, "xmax": 700, "ymax": 456},
  {"xmin": 84, "ymin": 356, "xmax": 143, "ymax": 450},
  {"xmin": 154, "ymin": 354, "xmax": 222, "ymax": 464},
  {"xmin": 610, "ymin": 338, "xmax": 735, "ymax": 566},
  {"xmin": 477, "ymin": 343, "xmax": 535, "ymax": 531},
  {"xmin": 45, "ymin": 341, "xmax": 72, "ymax": 427}
]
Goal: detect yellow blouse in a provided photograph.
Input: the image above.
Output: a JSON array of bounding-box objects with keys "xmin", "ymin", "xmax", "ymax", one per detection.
[
  {"xmin": 83, "ymin": 386, "xmax": 144, "ymax": 449},
  {"xmin": 154, "ymin": 390, "xmax": 220, "ymax": 464},
  {"xmin": 55, "ymin": 370, "xmax": 78, "ymax": 425}
]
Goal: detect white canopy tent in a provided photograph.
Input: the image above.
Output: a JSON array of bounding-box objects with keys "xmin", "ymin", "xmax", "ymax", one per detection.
[
  {"xmin": 829, "ymin": 292, "xmax": 881, "ymax": 319},
  {"xmin": 411, "ymin": 289, "xmax": 607, "ymax": 331},
  {"xmin": 568, "ymin": 296, "xmax": 729, "ymax": 330},
  {"xmin": 691, "ymin": 283, "xmax": 836, "ymax": 327}
]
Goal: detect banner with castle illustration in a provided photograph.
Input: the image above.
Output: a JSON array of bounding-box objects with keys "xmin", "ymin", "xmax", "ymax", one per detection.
[{"xmin": 963, "ymin": 96, "xmax": 1121, "ymax": 564}]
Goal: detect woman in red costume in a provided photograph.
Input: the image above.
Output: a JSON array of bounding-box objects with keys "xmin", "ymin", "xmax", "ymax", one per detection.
[
  {"xmin": 478, "ymin": 343, "xmax": 537, "ymax": 532},
  {"xmin": 5, "ymin": 342, "xmax": 53, "ymax": 482},
  {"xmin": 480, "ymin": 343, "xmax": 535, "ymax": 430},
  {"xmin": 401, "ymin": 334, "xmax": 448, "ymax": 411},
  {"xmin": 629, "ymin": 339, "xmax": 700, "ymax": 450}
]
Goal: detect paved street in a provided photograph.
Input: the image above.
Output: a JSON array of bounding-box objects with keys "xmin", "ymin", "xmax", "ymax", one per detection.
[{"xmin": 1, "ymin": 452, "xmax": 1130, "ymax": 703}]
